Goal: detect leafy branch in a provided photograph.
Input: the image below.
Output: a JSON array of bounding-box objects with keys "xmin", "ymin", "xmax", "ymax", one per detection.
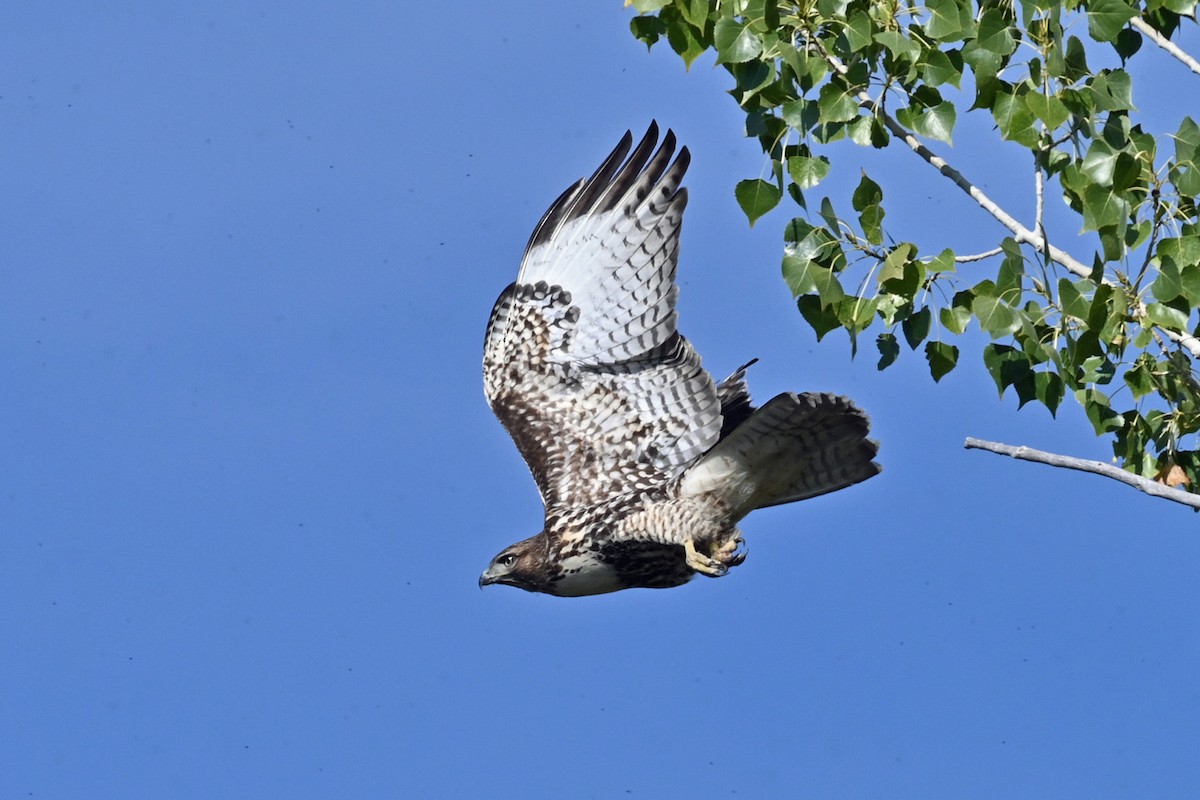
[{"xmin": 628, "ymin": 0, "xmax": 1200, "ymax": 498}]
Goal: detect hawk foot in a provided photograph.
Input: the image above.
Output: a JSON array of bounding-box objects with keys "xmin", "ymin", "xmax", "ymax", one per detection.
[
  {"xmin": 685, "ymin": 538, "xmax": 729, "ymax": 578},
  {"xmin": 712, "ymin": 534, "xmax": 747, "ymax": 569}
]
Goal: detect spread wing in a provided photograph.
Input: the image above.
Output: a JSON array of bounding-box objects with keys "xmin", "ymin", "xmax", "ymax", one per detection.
[{"xmin": 483, "ymin": 123, "xmax": 721, "ymax": 511}]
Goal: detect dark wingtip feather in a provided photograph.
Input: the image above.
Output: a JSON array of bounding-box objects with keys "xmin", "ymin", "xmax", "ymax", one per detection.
[
  {"xmin": 520, "ymin": 124, "xmax": 690, "ymax": 264},
  {"xmin": 520, "ymin": 129, "xmax": 635, "ymax": 259}
]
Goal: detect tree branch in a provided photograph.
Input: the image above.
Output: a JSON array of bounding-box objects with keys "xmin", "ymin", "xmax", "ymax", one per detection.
[
  {"xmin": 810, "ymin": 44, "xmax": 1200, "ymax": 359},
  {"xmin": 815, "ymin": 46, "xmax": 1094, "ymax": 275},
  {"xmin": 964, "ymin": 437, "xmax": 1200, "ymax": 510},
  {"xmin": 1131, "ymin": 17, "xmax": 1200, "ymax": 77},
  {"xmin": 954, "ymin": 246, "xmax": 1004, "ymax": 262}
]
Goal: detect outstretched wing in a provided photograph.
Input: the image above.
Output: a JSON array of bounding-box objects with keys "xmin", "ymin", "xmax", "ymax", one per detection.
[{"xmin": 483, "ymin": 124, "xmax": 721, "ymax": 511}]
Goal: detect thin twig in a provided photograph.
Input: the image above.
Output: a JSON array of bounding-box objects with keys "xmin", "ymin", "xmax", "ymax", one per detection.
[
  {"xmin": 964, "ymin": 437, "xmax": 1200, "ymax": 510},
  {"xmin": 954, "ymin": 246, "xmax": 1004, "ymax": 262},
  {"xmin": 1131, "ymin": 17, "xmax": 1200, "ymax": 77}
]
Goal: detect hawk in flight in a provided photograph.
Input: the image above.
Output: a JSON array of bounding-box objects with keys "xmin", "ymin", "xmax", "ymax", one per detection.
[{"xmin": 480, "ymin": 124, "xmax": 880, "ymax": 596}]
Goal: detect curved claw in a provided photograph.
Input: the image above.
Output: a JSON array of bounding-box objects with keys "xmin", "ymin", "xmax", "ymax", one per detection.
[
  {"xmin": 713, "ymin": 534, "xmax": 747, "ymax": 569},
  {"xmin": 685, "ymin": 538, "xmax": 730, "ymax": 578}
]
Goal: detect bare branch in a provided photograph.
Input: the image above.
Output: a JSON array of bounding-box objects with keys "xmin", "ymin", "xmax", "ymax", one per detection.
[
  {"xmin": 1131, "ymin": 17, "xmax": 1200, "ymax": 77},
  {"xmin": 954, "ymin": 246, "xmax": 1004, "ymax": 262},
  {"xmin": 1034, "ymin": 157, "xmax": 1045, "ymax": 242},
  {"xmin": 964, "ymin": 437, "xmax": 1200, "ymax": 510}
]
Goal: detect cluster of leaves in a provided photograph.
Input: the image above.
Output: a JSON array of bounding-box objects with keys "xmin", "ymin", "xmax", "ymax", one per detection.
[{"xmin": 628, "ymin": 0, "xmax": 1200, "ymax": 492}]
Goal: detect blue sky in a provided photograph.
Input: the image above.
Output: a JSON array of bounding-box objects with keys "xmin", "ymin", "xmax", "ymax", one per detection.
[{"xmin": 3, "ymin": 3, "xmax": 1199, "ymax": 798}]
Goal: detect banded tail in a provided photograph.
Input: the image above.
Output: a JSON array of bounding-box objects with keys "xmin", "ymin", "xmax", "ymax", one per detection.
[{"xmin": 681, "ymin": 391, "xmax": 880, "ymax": 519}]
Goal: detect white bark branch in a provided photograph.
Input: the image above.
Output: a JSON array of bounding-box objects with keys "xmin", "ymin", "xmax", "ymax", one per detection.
[
  {"xmin": 1131, "ymin": 17, "xmax": 1200, "ymax": 77},
  {"xmin": 954, "ymin": 246, "xmax": 1004, "ymax": 262},
  {"xmin": 964, "ymin": 437, "xmax": 1200, "ymax": 510}
]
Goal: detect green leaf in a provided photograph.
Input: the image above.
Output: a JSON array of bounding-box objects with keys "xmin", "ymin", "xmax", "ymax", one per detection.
[
  {"xmin": 1110, "ymin": 152, "xmax": 1141, "ymax": 192},
  {"xmin": 852, "ymin": 173, "xmax": 884, "ymax": 244},
  {"xmin": 1081, "ymin": 184, "xmax": 1129, "ymax": 231},
  {"xmin": 1089, "ymin": 69, "xmax": 1134, "ymax": 111},
  {"xmin": 817, "ymin": 82, "xmax": 860, "ymax": 123},
  {"xmin": 1114, "ymin": 27, "xmax": 1142, "ymax": 60},
  {"xmin": 846, "ymin": 11, "xmax": 874, "ymax": 52},
  {"xmin": 983, "ymin": 343, "xmax": 1032, "ymax": 396},
  {"xmin": 845, "ymin": 115, "xmax": 889, "ymax": 148},
  {"xmin": 783, "ymin": 251, "xmax": 845, "ymax": 300},
  {"xmin": 662, "ymin": 8, "xmax": 707, "ymax": 68},
  {"xmin": 1151, "ymin": 257, "xmax": 1185, "ymax": 303},
  {"xmin": 818, "ymin": 197, "xmax": 840, "ymax": 231},
  {"xmin": 629, "ymin": 0, "xmax": 671, "ymax": 10},
  {"xmin": 962, "ymin": 9, "xmax": 1016, "ymax": 81},
  {"xmin": 940, "ymin": 304, "xmax": 972, "ymax": 334},
  {"xmin": 973, "ymin": 295, "xmax": 1021, "ymax": 338},
  {"xmin": 880, "ymin": 248, "xmax": 922, "ymax": 298},
  {"xmin": 875, "ymin": 31, "xmax": 921, "ymax": 61},
  {"xmin": 1145, "ymin": 301, "xmax": 1189, "ymax": 331},
  {"xmin": 851, "ymin": 174, "xmax": 882, "ymax": 211},
  {"xmin": 1158, "ymin": 235, "xmax": 1200, "ymax": 271},
  {"xmin": 837, "ymin": 296, "xmax": 878, "ymax": 333},
  {"xmin": 1182, "ymin": 265, "xmax": 1200, "ymax": 307},
  {"xmin": 783, "ymin": 217, "xmax": 815, "ymax": 244},
  {"xmin": 629, "ymin": 15, "xmax": 666, "ymax": 47},
  {"xmin": 1080, "ymin": 354, "xmax": 1117, "ymax": 385},
  {"xmin": 921, "ymin": 49, "xmax": 963, "ymax": 88},
  {"xmin": 992, "ymin": 90, "xmax": 1039, "ymax": 148},
  {"xmin": 877, "ymin": 243, "xmax": 911, "ymax": 282},
  {"xmin": 906, "ymin": 101, "xmax": 957, "ymax": 144},
  {"xmin": 928, "ymin": 248, "xmax": 957, "ymax": 272},
  {"xmin": 713, "ymin": 17, "xmax": 763, "ymax": 64},
  {"xmin": 1026, "ymin": 93, "xmax": 1069, "ymax": 130},
  {"xmin": 925, "ymin": 0, "xmax": 970, "ymax": 40},
  {"xmin": 1077, "ymin": 388, "xmax": 1122, "ymax": 435},
  {"xmin": 925, "ymin": 341, "xmax": 959, "ymax": 382},
  {"xmin": 1081, "ymin": 141, "xmax": 1119, "ymax": 185},
  {"xmin": 857, "ymin": 206, "xmax": 885, "ymax": 245},
  {"xmin": 974, "ymin": 9, "xmax": 1017, "ymax": 56},
  {"xmin": 786, "ymin": 154, "xmax": 830, "ymax": 189},
  {"xmin": 1063, "ymin": 36, "xmax": 1091, "ymax": 81},
  {"xmin": 903, "ymin": 306, "xmax": 932, "ymax": 349},
  {"xmin": 1123, "ymin": 354, "xmax": 1156, "ymax": 399},
  {"xmin": 781, "ymin": 99, "xmax": 819, "ymax": 132},
  {"xmin": 1086, "ymin": 0, "xmax": 1137, "ymax": 43},
  {"xmin": 797, "ymin": 294, "xmax": 842, "ymax": 340},
  {"xmin": 1058, "ymin": 278, "xmax": 1090, "ymax": 320},
  {"xmin": 677, "ymin": 0, "xmax": 709, "ymax": 28},
  {"xmin": 876, "ymin": 332, "xmax": 900, "ymax": 370},
  {"xmin": 1036, "ymin": 372, "xmax": 1065, "ymax": 415},
  {"xmin": 1175, "ymin": 117, "xmax": 1200, "ymax": 164},
  {"xmin": 735, "ymin": 179, "xmax": 781, "ymax": 226}
]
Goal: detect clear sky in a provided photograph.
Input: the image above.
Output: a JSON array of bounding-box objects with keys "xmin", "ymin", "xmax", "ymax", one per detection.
[{"xmin": 3, "ymin": 3, "xmax": 1199, "ymax": 798}]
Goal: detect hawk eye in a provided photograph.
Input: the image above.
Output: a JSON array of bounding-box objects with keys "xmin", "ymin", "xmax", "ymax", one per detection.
[{"xmin": 498, "ymin": 553, "xmax": 517, "ymax": 568}]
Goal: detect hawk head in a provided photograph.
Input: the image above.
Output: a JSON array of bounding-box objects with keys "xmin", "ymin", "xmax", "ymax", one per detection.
[{"xmin": 479, "ymin": 535, "xmax": 550, "ymax": 593}]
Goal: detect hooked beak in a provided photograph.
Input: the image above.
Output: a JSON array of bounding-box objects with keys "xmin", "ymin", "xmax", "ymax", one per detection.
[{"xmin": 478, "ymin": 570, "xmax": 498, "ymax": 589}]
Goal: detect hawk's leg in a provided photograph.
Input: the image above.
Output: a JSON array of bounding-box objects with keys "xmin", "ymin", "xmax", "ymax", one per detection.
[{"xmin": 685, "ymin": 537, "xmax": 729, "ymax": 578}]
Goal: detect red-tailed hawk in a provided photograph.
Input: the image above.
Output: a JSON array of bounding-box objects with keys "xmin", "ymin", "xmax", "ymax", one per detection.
[{"xmin": 479, "ymin": 124, "xmax": 880, "ymax": 596}]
